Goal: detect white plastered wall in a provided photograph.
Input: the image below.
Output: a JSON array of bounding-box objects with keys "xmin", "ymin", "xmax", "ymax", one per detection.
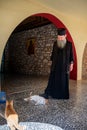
[{"xmin": 0, "ymin": 0, "xmax": 87, "ymax": 80}]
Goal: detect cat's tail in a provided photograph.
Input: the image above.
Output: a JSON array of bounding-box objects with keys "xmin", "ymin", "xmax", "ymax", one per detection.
[{"xmin": 0, "ymin": 113, "xmax": 5, "ymax": 119}]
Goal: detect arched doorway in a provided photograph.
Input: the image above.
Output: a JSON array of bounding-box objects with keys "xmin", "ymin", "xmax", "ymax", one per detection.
[{"xmin": 1, "ymin": 13, "xmax": 77, "ymax": 80}]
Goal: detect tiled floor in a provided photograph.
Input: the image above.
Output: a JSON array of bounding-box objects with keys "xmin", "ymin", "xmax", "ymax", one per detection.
[{"xmin": 0, "ymin": 74, "xmax": 87, "ymax": 130}]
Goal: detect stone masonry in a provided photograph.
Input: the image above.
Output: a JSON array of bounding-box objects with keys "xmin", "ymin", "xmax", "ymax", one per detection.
[{"xmin": 4, "ymin": 24, "xmax": 57, "ymax": 76}]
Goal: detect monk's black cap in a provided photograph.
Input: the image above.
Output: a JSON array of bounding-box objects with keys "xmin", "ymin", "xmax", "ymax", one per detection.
[{"xmin": 57, "ymin": 28, "xmax": 66, "ymax": 35}]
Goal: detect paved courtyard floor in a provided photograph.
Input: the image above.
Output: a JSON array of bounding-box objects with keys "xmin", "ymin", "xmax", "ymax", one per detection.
[{"xmin": 0, "ymin": 74, "xmax": 87, "ymax": 130}]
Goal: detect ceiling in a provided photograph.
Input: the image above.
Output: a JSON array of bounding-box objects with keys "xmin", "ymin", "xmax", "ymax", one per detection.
[
  {"xmin": 13, "ymin": 0, "xmax": 87, "ymax": 34},
  {"xmin": 37, "ymin": 0, "xmax": 87, "ymax": 18},
  {"xmin": 13, "ymin": 16, "xmax": 52, "ymax": 33}
]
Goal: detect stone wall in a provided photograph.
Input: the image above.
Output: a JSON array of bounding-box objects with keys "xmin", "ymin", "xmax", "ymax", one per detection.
[
  {"xmin": 82, "ymin": 43, "xmax": 87, "ymax": 79},
  {"xmin": 3, "ymin": 24, "xmax": 87, "ymax": 79},
  {"xmin": 4, "ymin": 24, "xmax": 57, "ymax": 75}
]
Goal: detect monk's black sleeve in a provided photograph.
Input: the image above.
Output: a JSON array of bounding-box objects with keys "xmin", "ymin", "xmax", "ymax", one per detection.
[
  {"xmin": 50, "ymin": 42, "xmax": 56, "ymax": 61},
  {"xmin": 69, "ymin": 43, "xmax": 74, "ymax": 64}
]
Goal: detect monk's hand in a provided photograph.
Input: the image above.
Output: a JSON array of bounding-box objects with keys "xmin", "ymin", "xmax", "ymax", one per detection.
[{"xmin": 70, "ymin": 63, "xmax": 73, "ymax": 72}]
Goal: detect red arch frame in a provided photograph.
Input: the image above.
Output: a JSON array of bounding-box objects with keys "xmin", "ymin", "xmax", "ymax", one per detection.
[{"xmin": 33, "ymin": 13, "xmax": 77, "ymax": 80}]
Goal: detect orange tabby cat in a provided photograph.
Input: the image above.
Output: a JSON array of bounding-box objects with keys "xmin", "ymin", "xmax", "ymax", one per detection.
[{"xmin": 5, "ymin": 100, "xmax": 25, "ymax": 130}]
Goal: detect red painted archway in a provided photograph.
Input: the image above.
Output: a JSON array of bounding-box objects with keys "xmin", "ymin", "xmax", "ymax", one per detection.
[{"xmin": 33, "ymin": 13, "xmax": 77, "ymax": 80}]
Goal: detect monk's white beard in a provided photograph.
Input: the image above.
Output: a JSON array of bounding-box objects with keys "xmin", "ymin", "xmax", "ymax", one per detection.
[{"xmin": 57, "ymin": 39, "xmax": 66, "ymax": 49}]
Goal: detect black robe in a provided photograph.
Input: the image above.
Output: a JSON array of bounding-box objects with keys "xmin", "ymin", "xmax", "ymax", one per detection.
[{"xmin": 45, "ymin": 40, "xmax": 74, "ymax": 99}]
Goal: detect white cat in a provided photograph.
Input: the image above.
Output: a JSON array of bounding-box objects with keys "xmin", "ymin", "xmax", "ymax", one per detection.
[{"xmin": 24, "ymin": 94, "xmax": 48, "ymax": 105}]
